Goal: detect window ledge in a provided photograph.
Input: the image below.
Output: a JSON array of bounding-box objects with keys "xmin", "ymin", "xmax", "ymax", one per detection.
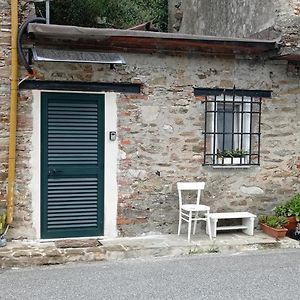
[{"xmin": 211, "ymin": 165, "xmax": 251, "ymax": 169}]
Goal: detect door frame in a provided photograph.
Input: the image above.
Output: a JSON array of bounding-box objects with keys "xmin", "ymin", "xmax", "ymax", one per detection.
[{"xmin": 31, "ymin": 90, "xmax": 118, "ymax": 239}]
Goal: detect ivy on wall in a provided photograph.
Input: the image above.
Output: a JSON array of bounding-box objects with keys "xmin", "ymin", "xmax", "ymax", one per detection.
[{"xmin": 35, "ymin": 0, "xmax": 168, "ymax": 31}]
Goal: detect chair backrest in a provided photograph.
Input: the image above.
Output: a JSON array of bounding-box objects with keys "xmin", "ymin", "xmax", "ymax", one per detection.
[{"xmin": 177, "ymin": 182, "xmax": 205, "ymax": 207}]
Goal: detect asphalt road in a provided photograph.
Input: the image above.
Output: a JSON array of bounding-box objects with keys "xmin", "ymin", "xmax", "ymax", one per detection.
[{"xmin": 1, "ymin": 249, "xmax": 300, "ymax": 300}]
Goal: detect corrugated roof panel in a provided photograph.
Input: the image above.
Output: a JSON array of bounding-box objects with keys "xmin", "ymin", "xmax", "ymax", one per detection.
[{"xmin": 32, "ymin": 47, "xmax": 125, "ymax": 64}]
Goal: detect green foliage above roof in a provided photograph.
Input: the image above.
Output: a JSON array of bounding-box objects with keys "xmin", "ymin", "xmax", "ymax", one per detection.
[{"xmin": 35, "ymin": 0, "xmax": 168, "ymax": 31}]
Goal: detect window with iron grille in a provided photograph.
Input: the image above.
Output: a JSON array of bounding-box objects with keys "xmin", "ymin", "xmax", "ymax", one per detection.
[{"xmin": 194, "ymin": 88, "xmax": 271, "ymax": 166}]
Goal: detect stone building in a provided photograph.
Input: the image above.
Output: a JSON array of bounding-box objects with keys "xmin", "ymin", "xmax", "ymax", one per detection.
[{"xmin": 0, "ymin": 1, "xmax": 299, "ymax": 240}]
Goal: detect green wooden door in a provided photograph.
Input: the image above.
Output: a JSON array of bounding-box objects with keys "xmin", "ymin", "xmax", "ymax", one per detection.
[{"xmin": 41, "ymin": 92, "xmax": 104, "ymax": 239}]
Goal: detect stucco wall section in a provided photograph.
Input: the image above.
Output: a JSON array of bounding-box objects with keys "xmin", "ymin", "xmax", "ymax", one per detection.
[{"xmin": 14, "ymin": 53, "xmax": 299, "ymax": 238}]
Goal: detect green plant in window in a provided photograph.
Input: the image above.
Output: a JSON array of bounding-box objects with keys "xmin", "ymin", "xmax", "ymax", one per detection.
[{"xmin": 217, "ymin": 149, "xmax": 248, "ymax": 158}]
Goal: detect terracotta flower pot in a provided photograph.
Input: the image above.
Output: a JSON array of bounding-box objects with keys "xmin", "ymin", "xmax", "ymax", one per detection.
[
  {"xmin": 285, "ymin": 216, "xmax": 298, "ymax": 231},
  {"xmin": 260, "ymin": 223, "xmax": 288, "ymax": 239}
]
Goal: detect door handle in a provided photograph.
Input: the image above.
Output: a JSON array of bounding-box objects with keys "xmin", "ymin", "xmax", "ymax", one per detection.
[{"xmin": 48, "ymin": 169, "xmax": 63, "ymax": 176}]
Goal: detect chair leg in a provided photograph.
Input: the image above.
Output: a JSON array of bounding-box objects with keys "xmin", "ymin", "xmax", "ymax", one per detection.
[
  {"xmin": 193, "ymin": 212, "xmax": 198, "ymax": 235},
  {"xmin": 188, "ymin": 211, "xmax": 192, "ymax": 242},
  {"xmin": 178, "ymin": 212, "xmax": 182, "ymax": 235},
  {"xmin": 206, "ymin": 211, "xmax": 212, "ymax": 240}
]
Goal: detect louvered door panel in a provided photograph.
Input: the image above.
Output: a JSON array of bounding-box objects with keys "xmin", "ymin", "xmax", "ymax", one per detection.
[
  {"xmin": 47, "ymin": 178, "xmax": 98, "ymax": 229},
  {"xmin": 48, "ymin": 101, "xmax": 98, "ymax": 165},
  {"xmin": 41, "ymin": 93, "xmax": 104, "ymax": 239}
]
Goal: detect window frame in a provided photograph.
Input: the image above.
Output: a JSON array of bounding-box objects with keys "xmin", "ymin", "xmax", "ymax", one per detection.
[
  {"xmin": 213, "ymin": 100, "xmax": 245, "ymax": 155},
  {"xmin": 194, "ymin": 88, "xmax": 272, "ymax": 167}
]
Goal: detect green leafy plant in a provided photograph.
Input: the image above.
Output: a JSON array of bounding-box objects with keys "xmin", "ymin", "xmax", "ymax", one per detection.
[
  {"xmin": 277, "ymin": 216, "xmax": 289, "ymax": 227},
  {"xmin": 274, "ymin": 193, "xmax": 300, "ymax": 221},
  {"xmin": 217, "ymin": 149, "xmax": 248, "ymax": 158},
  {"xmin": 258, "ymin": 215, "xmax": 268, "ymax": 224},
  {"xmin": 0, "ymin": 211, "xmax": 6, "ymax": 235},
  {"xmin": 289, "ymin": 194, "xmax": 300, "ymax": 221},
  {"xmin": 274, "ymin": 203, "xmax": 290, "ymax": 217},
  {"xmin": 258, "ymin": 215, "xmax": 288, "ymax": 229}
]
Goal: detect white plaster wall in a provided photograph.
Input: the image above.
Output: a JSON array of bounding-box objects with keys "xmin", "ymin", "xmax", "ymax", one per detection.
[
  {"xmin": 30, "ymin": 90, "xmax": 118, "ymax": 239},
  {"xmin": 103, "ymin": 93, "xmax": 118, "ymax": 237},
  {"xmin": 31, "ymin": 90, "xmax": 41, "ymax": 239}
]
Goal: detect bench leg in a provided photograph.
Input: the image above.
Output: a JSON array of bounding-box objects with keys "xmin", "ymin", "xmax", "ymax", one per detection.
[
  {"xmin": 207, "ymin": 218, "xmax": 217, "ymax": 238},
  {"xmin": 242, "ymin": 217, "xmax": 255, "ymax": 235},
  {"xmin": 205, "ymin": 211, "xmax": 212, "ymax": 240}
]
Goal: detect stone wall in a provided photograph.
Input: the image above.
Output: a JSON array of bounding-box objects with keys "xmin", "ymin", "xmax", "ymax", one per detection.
[
  {"xmin": 0, "ymin": 0, "xmax": 11, "ymax": 212},
  {"xmin": 168, "ymin": 0, "xmax": 300, "ymax": 44},
  {"xmin": 14, "ymin": 53, "xmax": 299, "ymax": 238},
  {"xmin": 0, "ymin": 0, "xmax": 35, "ymax": 238},
  {"xmin": 169, "ymin": 0, "xmax": 276, "ymax": 38},
  {"xmin": 115, "ymin": 56, "xmax": 300, "ymax": 236},
  {"xmin": 1, "ymin": 1, "xmax": 299, "ymax": 239}
]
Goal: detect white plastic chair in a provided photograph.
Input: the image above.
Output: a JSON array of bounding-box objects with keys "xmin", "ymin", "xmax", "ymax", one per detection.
[{"xmin": 177, "ymin": 182, "xmax": 212, "ymax": 242}]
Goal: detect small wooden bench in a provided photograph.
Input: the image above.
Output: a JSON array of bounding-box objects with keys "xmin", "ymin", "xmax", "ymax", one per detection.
[{"xmin": 206, "ymin": 212, "xmax": 256, "ymax": 238}]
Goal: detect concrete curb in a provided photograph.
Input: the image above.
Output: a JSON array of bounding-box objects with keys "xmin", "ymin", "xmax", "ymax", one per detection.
[{"xmin": 1, "ymin": 233, "xmax": 299, "ymax": 268}]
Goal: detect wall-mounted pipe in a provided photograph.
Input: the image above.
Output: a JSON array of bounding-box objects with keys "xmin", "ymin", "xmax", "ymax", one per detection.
[
  {"xmin": 7, "ymin": 7, "xmax": 46, "ymax": 225},
  {"xmin": 6, "ymin": 0, "xmax": 19, "ymax": 225},
  {"xmin": 18, "ymin": 17, "xmax": 46, "ymax": 75}
]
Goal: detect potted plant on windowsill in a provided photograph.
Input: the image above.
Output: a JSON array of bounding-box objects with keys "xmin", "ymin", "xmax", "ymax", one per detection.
[
  {"xmin": 217, "ymin": 149, "xmax": 247, "ymax": 165},
  {"xmin": 258, "ymin": 215, "xmax": 288, "ymax": 239},
  {"xmin": 274, "ymin": 193, "xmax": 300, "ymax": 233}
]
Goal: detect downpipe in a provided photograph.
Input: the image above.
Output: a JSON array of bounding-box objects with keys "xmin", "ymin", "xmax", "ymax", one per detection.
[
  {"xmin": 1, "ymin": 0, "xmax": 19, "ymax": 247},
  {"xmin": 1, "ymin": 3, "xmax": 46, "ymax": 245},
  {"xmin": 6, "ymin": 0, "xmax": 19, "ymax": 226}
]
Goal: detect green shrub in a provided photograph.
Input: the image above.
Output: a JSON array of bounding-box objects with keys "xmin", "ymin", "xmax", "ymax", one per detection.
[{"xmin": 35, "ymin": 0, "xmax": 168, "ymax": 31}]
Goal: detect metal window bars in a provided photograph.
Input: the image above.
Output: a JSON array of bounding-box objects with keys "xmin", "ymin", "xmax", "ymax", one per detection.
[{"xmin": 195, "ymin": 88, "xmax": 271, "ymax": 166}]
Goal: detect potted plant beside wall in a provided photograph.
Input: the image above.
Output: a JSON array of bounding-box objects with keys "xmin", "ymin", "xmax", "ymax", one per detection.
[
  {"xmin": 0, "ymin": 209, "xmax": 7, "ymax": 247},
  {"xmin": 258, "ymin": 215, "xmax": 288, "ymax": 239},
  {"xmin": 217, "ymin": 149, "xmax": 247, "ymax": 165},
  {"xmin": 274, "ymin": 193, "xmax": 300, "ymax": 232}
]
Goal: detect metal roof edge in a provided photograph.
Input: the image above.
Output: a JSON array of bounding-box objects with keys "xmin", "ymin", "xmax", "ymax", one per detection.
[{"xmin": 27, "ymin": 23, "xmax": 279, "ymax": 47}]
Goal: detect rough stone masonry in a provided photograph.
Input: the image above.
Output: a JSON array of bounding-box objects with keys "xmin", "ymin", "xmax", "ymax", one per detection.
[
  {"xmin": 0, "ymin": 0, "xmax": 35, "ymax": 237},
  {"xmin": 15, "ymin": 54, "xmax": 300, "ymax": 238},
  {"xmin": 169, "ymin": 0, "xmax": 300, "ymax": 43},
  {"xmin": 0, "ymin": 1, "xmax": 299, "ymax": 239}
]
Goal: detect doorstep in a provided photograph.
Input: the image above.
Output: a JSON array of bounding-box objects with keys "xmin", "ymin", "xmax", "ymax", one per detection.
[{"xmin": 0, "ymin": 231, "xmax": 299, "ymax": 269}]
